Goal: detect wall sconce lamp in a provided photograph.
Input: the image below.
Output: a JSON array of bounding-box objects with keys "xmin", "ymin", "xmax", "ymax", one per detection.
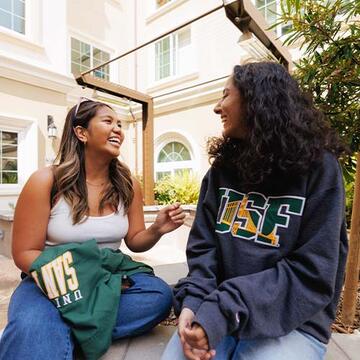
[{"xmin": 47, "ymin": 115, "xmax": 57, "ymax": 139}]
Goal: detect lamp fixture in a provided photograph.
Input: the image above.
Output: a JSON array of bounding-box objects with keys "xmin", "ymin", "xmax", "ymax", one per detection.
[
  {"xmin": 47, "ymin": 115, "xmax": 57, "ymax": 139},
  {"xmin": 238, "ymin": 31, "xmax": 277, "ymax": 62},
  {"xmin": 238, "ymin": 30, "xmax": 253, "ymax": 43}
]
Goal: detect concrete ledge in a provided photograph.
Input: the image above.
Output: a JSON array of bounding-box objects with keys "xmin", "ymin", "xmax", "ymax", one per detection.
[{"xmin": 154, "ymin": 263, "xmax": 188, "ymax": 286}]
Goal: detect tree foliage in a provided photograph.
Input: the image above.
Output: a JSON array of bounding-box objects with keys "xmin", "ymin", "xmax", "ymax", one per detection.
[
  {"xmin": 275, "ymin": 0, "xmax": 359, "ymax": 225},
  {"xmin": 276, "ymin": 0, "xmax": 359, "ymax": 152}
]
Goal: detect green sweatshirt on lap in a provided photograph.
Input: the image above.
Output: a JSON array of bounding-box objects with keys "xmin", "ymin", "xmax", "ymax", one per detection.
[{"xmin": 29, "ymin": 239, "xmax": 153, "ymax": 360}]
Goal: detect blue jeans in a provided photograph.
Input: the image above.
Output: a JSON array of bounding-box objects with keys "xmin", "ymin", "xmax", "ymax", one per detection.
[
  {"xmin": 162, "ymin": 329, "xmax": 327, "ymax": 360},
  {"xmin": 0, "ymin": 273, "xmax": 172, "ymax": 360}
]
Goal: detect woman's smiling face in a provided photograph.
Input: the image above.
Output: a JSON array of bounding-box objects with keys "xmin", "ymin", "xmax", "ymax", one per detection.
[
  {"xmin": 213, "ymin": 76, "xmax": 247, "ymax": 139},
  {"xmin": 85, "ymin": 106, "xmax": 124, "ymax": 158}
]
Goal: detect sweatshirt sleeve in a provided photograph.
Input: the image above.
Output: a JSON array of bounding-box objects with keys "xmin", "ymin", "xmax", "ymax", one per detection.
[
  {"xmin": 194, "ymin": 180, "xmax": 347, "ymax": 349},
  {"xmin": 173, "ymin": 170, "xmax": 219, "ymax": 315}
]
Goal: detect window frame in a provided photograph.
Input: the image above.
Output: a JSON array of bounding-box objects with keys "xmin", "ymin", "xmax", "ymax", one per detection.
[
  {"xmin": 0, "ymin": 114, "xmax": 37, "ymax": 194},
  {"xmin": 0, "ymin": 130, "xmax": 18, "ymax": 185},
  {"xmin": 155, "ymin": 140, "xmax": 194, "ymax": 181},
  {"xmin": 0, "ymin": 0, "xmax": 26, "ymax": 35},
  {"xmin": 147, "ymin": 0, "xmax": 189, "ymax": 23},
  {"xmin": 70, "ymin": 37, "xmax": 111, "ymax": 81},
  {"xmin": 154, "ymin": 26, "xmax": 192, "ymax": 82},
  {"xmin": 254, "ymin": 0, "xmax": 291, "ymax": 37}
]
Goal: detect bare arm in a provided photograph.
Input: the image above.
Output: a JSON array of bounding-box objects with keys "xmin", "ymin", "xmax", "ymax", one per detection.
[
  {"xmin": 124, "ymin": 178, "xmax": 185, "ymax": 252},
  {"xmin": 12, "ymin": 167, "xmax": 54, "ymax": 273}
]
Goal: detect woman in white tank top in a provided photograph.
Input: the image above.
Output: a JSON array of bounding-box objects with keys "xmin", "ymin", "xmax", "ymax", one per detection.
[{"xmin": 1, "ymin": 98, "xmax": 185, "ymax": 359}]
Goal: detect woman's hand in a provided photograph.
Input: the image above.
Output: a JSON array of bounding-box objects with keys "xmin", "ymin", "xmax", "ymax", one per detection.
[
  {"xmin": 125, "ymin": 180, "xmax": 186, "ymax": 252},
  {"xmin": 178, "ymin": 308, "xmax": 195, "ymax": 343},
  {"xmin": 183, "ymin": 324, "xmax": 215, "ymax": 360},
  {"xmin": 152, "ymin": 203, "xmax": 186, "ymax": 236},
  {"xmin": 184, "ymin": 324, "xmax": 209, "ymax": 350},
  {"xmin": 178, "ymin": 308, "xmax": 216, "ymax": 360}
]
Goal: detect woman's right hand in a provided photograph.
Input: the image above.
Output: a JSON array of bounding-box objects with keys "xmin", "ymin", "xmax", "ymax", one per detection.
[{"xmin": 178, "ymin": 307, "xmax": 195, "ymax": 343}]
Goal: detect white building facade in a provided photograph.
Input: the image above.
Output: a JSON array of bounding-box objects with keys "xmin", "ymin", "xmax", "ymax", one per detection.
[{"xmin": 0, "ymin": 0, "xmax": 293, "ymax": 211}]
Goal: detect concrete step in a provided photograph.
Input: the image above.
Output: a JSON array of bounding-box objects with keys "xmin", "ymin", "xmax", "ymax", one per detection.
[
  {"xmin": 326, "ymin": 333, "xmax": 360, "ymax": 360},
  {"xmin": 1, "ymin": 320, "xmax": 359, "ymax": 359},
  {"xmin": 97, "ymin": 326, "xmax": 359, "ymax": 360},
  {"xmin": 1, "ymin": 326, "xmax": 358, "ymax": 359}
]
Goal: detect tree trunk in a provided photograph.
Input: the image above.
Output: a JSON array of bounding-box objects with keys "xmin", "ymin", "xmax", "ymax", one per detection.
[{"xmin": 342, "ymin": 152, "xmax": 360, "ymax": 325}]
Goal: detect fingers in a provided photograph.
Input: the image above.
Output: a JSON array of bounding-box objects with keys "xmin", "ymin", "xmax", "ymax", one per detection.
[
  {"xmin": 154, "ymin": 203, "xmax": 187, "ymax": 233},
  {"xmin": 204, "ymin": 350, "xmax": 216, "ymax": 360},
  {"xmin": 171, "ymin": 212, "xmax": 186, "ymax": 223},
  {"xmin": 183, "ymin": 342, "xmax": 207, "ymax": 360},
  {"xmin": 178, "ymin": 308, "xmax": 195, "ymax": 342},
  {"xmin": 184, "ymin": 327, "xmax": 208, "ymax": 350},
  {"xmin": 163, "ymin": 202, "xmax": 181, "ymax": 212},
  {"xmin": 183, "ymin": 341, "xmax": 196, "ymax": 360},
  {"xmin": 168, "ymin": 204, "xmax": 183, "ymax": 216},
  {"xmin": 182, "ymin": 341, "xmax": 215, "ymax": 360},
  {"xmin": 178, "ymin": 310, "xmax": 214, "ymax": 360},
  {"xmin": 178, "ymin": 319, "xmax": 191, "ymax": 344},
  {"xmin": 166, "ymin": 203, "xmax": 187, "ymax": 223}
]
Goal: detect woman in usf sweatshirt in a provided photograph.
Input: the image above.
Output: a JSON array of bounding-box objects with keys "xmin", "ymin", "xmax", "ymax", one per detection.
[
  {"xmin": 0, "ymin": 98, "xmax": 186, "ymax": 359},
  {"xmin": 162, "ymin": 62, "xmax": 348, "ymax": 360}
]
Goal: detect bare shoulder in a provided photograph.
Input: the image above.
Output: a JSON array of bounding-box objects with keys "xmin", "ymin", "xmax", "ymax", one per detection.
[
  {"xmin": 14, "ymin": 167, "xmax": 54, "ymax": 221},
  {"xmin": 127, "ymin": 176, "xmax": 143, "ymax": 211},
  {"xmin": 131, "ymin": 176, "xmax": 142, "ymax": 191},
  {"xmin": 23, "ymin": 166, "xmax": 54, "ymax": 192}
]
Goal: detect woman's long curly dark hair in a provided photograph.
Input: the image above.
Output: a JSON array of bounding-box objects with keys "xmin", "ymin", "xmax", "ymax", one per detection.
[{"xmin": 208, "ymin": 62, "xmax": 347, "ymax": 186}]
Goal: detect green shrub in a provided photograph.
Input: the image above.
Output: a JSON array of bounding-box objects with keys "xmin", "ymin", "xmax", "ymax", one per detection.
[{"xmin": 154, "ymin": 172, "xmax": 200, "ymax": 205}]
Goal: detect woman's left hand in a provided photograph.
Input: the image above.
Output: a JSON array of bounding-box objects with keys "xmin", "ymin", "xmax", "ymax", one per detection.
[
  {"xmin": 152, "ymin": 203, "xmax": 186, "ymax": 235},
  {"xmin": 183, "ymin": 324, "xmax": 215, "ymax": 360}
]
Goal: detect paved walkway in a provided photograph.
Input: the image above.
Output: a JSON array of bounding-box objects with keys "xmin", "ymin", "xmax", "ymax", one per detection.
[
  {"xmin": 0, "ymin": 255, "xmax": 20, "ymax": 330},
  {"xmin": 0, "ymin": 257, "xmax": 359, "ymax": 359}
]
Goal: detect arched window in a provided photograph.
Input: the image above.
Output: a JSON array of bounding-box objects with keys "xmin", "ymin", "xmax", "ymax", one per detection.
[{"xmin": 156, "ymin": 141, "xmax": 193, "ymax": 180}]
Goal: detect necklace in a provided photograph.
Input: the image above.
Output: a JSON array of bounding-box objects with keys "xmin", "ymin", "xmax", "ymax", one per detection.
[{"xmin": 86, "ymin": 180, "xmax": 107, "ymax": 187}]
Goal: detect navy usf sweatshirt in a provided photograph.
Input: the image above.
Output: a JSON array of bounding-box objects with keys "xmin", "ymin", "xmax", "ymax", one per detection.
[{"xmin": 173, "ymin": 152, "xmax": 348, "ymax": 349}]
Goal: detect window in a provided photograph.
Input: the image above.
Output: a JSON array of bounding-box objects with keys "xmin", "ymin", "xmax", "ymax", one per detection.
[
  {"xmin": 254, "ymin": 0, "xmax": 291, "ymax": 36},
  {"xmin": 156, "ymin": 141, "xmax": 192, "ymax": 180},
  {"xmin": 0, "ymin": 0, "xmax": 25, "ymax": 34},
  {"xmin": 0, "ymin": 115, "xmax": 37, "ymax": 192},
  {"xmin": 0, "ymin": 131, "xmax": 18, "ymax": 184},
  {"xmin": 156, "ymin": 0, "xmax": 173, "ymax": 8},
  {"xmin": 155, "ymin": 27, "xmax": 191, "ymax": 81},
  {"xmin": 71, "ymin": 38, "xmax": 110, "ymax": 80}
]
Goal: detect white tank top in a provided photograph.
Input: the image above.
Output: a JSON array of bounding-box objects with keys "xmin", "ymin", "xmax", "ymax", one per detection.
[{"xmin": 46, "ymin": 197, "xmax": 129, "ymax": 250}]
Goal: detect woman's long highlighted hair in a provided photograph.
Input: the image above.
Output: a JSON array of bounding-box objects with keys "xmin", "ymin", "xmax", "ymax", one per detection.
[{"xmin": 52, "ymin": 100, "xmax": 133, "ymax": 224}]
